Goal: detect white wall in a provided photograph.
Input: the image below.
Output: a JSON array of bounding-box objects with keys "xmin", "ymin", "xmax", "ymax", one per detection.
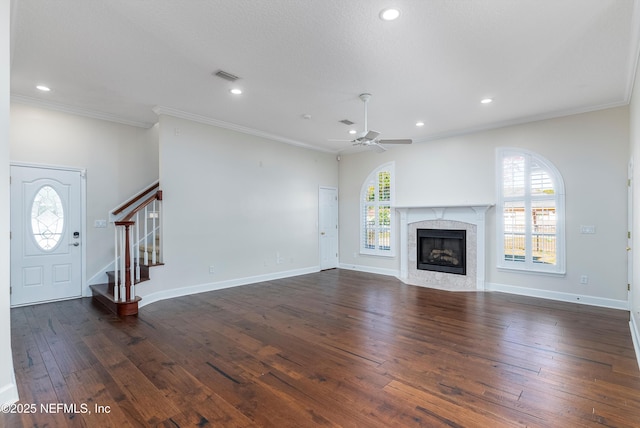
[
  {"xmin": 629, "ymin": 49, "xmax": 640, "ymax": 361},
  {"xmin": 142, "ymin": 114, "xmax": 338, "ymax": 303},
  {"xmin": 340, "ymin": 107, "xmax": 629, "ymax": 306},
  {"xmin": 1, "ymin": 0, "xmax": 18, "ymax": 405},
  {"xmin": 9, "ymin": 103, "xmax": 159, "ymax": 289}
]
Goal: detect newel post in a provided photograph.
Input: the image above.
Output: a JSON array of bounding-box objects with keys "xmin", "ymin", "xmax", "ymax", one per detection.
[{"xmin": 115, "ymin": 221, "xmax": 135, "ymax": 301}]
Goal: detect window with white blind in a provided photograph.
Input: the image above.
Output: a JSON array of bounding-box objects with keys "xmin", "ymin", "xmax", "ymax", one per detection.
[
  {"xmin": 497, "ymin": 148, "xmax": 565, "ymax": 274},
  {"xmin": 360, "ymin": 162, "xmax": 395, "ymax": 256}
]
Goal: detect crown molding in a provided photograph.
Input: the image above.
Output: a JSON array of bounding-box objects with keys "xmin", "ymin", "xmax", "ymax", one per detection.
[
  {"xmin": 152, "ymin": 105, "xmax": 338, "ymax": 154},
  {"xmin": 11, "ymin": 95, "xmax": 155, "ymax": 128},
  {"xmin": 413, "ymin": 99, "xmax": 630, "ymax": 145}
]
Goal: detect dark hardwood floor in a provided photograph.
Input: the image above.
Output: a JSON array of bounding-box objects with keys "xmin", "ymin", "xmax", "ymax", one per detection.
[{"xmin": 2, "ymin": 269, "xmax": 640, "ymax": 427}]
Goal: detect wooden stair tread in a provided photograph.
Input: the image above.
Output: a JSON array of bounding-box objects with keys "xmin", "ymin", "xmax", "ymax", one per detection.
[
  {"xmin": 90, "ymin": 283, "xmax": 141, "ymax": 317},
  {"xmin": 106, "ymin": 271, "xmax": 152, "ymax": 285},
  {"xmin": 94, "ymin": 260, "xmax": 161, "ymax": 316}
]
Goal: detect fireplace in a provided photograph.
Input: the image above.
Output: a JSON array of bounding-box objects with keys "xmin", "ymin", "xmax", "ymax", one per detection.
[
  {"xmin": 397, "ymin": 205, "xmax": 491, "ymax": 291},
  {"xmin": 417, "ymin": 229, "xmax": 466, "ymax": 275}
]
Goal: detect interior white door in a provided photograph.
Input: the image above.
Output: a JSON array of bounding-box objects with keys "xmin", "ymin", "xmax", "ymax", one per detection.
[
  {"xmin": 10, "ymin": 165, "xmax": 83, "ymax": 306},
  {"xmin": 319, "ymin": 187, "xmax": 339, "ymax": 270}
]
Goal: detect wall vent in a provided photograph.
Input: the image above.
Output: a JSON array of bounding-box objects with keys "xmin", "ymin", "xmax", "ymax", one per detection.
[
  {"xmin": 339, "ymin": 119, "xmax": 355, "ymax": 126},
  {"xmin": 213, "ymin": 70, "xmax": 240, "ymax": 82}
]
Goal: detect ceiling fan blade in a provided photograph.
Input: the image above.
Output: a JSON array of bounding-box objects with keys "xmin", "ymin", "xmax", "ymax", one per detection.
[
  {"xmin": 332, "ymin": 94, "xmax": 408, "ymax": 150},
  {"xmin": 328, "ymin": 139, "xmax": 355, "ymax": 142},
  {"xmin": 353, "ymin": 140, "xmax": 387, "ymax": 152},
  {"xmin": 378, "ymin": 138, "xmax": 412, "ymax": 145},
  {"xmin": 371, "ymin": 142, "xmax": 387, "ymax": 152},
  {"xmin": 363, "ymin": 130, "xmax": 380, "ymax": 141}
]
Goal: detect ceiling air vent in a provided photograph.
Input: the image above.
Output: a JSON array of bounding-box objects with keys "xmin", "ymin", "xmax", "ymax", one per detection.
[
  {"xmin": 213, "ymin": 70, "xmax": 240, "ymax": 82},
  {"xmin": 339, "ymin": 119, "xmax": 355, "ymax": 126}
]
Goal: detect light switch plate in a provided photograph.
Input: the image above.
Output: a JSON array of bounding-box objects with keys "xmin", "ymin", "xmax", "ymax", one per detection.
[{"xmin": 580, "ymin": 225, "xmax": 596, "ymax": 234}]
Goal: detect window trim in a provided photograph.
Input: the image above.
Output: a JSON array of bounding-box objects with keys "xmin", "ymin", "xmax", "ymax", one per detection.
[
  {"xmin": 360, "ymin": 162, "xmax": 396, "ymax": 257},
  {"xmin": 496, "ymin": 148, "xmax": 566, "ymax": 275}
]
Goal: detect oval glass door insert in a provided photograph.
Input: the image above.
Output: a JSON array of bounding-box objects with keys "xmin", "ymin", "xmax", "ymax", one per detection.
[{"xmin": 31, "ymin": 185, "xmax": 65, "ymax": 250}]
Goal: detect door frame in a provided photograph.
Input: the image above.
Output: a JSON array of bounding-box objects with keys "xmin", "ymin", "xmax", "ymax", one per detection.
[
  {"xmin": 10, "ymin": 161, "xmax": 88, "ymax": 301},
  {"xmin": 319, "ymin": 186, "xmax": 339, "ymax": 270},
  {"xmin": 629, "ymin": 158, "xmax": 634, "ymax": 310}
]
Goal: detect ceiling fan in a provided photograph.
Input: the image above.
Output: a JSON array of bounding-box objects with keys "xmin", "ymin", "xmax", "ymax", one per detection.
[{"xmin": 332, "ymin": 93, "xmax": 413, "ymax": 152}]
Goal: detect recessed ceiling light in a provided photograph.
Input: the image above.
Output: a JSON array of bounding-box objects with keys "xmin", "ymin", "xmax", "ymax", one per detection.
[
  {"xmin": 36, "ymin": 85, "xmax": 51, "ymax": 92},
  {"xmin": 349, "ymin": 129, "xmax": 357, "ymax": 135},
  {"xmin": 481, "ymin": 98, "xmax": 493, "ymax": 104},
  {"xmin": 416, "ymin": 121, "xmax": 425, "ymax": 127},
  {"xmin": 380, "ymin": 8, "xmax": 400, "ymax": 21},
  {"xmin": 230, "ymin": 88, "xmax": 243, "ymax": 95}
]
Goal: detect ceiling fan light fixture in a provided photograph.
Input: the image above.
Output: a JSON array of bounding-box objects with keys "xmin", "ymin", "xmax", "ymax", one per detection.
[
  {"xmin": 380, "ymin": 8, "xmax": 400, "ymax": 21},
  {"xmin": 416, "ymin": 121, "xmax": 425, "ymax": 127},
  {"xmin": 481, "ymin": 98, "xmax": 493, "ymax": 104},
  {"xmin": 36, "ymin": 85, "xmax": 51, "ymax": 92},
  {"xmin": 230, "ymin": 88, "xmax": 243, "ymax": 95}
]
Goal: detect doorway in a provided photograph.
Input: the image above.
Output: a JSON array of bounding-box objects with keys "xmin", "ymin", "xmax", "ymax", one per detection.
[
  {"xmin": 10, "ymin": 164, "xmax": 85, "ymax": 306},
  {"xmin": 319, "ymin": 186, "xmax": 338, "ymax": 270}
]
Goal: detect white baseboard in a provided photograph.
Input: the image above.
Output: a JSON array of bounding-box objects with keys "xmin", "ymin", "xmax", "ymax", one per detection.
[
  {"xmin": 87, "ymin": 262, "xmax": 114, "ymax": 286},
  {"xmin": 486, "ymin": 282, "xmax": 629, "ymax": 310},
  {"xmin": 138, "ymin": 266, "xmax": 320, "ymax": 308},
  {"xmin": 85, "ymin": 260, "xmax": 117, "ymax": 297},
  {"xmin": 630, "ymin": 313, "xmax": 640, "ymax": 370},
  {"xmin": 338, "ymin": 263, "xmax": 400, "ymax": 278},
  {"xmin": 0, "ymin": 372, "xmax": 19, "ymax": 406}
]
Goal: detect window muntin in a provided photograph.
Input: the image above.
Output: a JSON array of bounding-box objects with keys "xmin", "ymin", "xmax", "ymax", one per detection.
[
  {"xmin": 361, "ymin": 163, "xmax": 395, "ymax": 256},
  {"xmin": 31, "ymin": 185, "xmax": 65, "ymax": 251},
  {"xmin": 497, "ymin": 149, "xmax": 565, "ymax": 274},
  {"xmin": 503, "ymin": 200, "xmax": 525, "ymax": 263}
]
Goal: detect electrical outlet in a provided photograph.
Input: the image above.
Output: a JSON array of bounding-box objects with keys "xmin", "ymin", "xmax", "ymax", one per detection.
[
  {"xmin": 209, "ymin": 265, "xmax": 215, "ymax": 274},
  {"xmin": 94, "ymin": 219, "xmax": 107, "ymax": 228},
  {"xmin": 580, "ymin": 275, "xmax": 589, "ymax": 284}
]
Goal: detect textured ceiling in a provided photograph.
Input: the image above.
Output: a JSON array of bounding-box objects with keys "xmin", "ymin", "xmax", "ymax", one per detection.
[{"xmin": 9, "ymin": 0, "xmax": 640, "ymax": 152}]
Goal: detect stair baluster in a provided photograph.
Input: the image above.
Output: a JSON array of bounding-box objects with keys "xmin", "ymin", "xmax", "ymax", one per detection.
[
  {"xmin": 91, "ymin": 183, "xmax": 163, "ymax": 316},
  {"xmin": 113, "ymin": 224, "xmax": 119, "ymax": 301}
]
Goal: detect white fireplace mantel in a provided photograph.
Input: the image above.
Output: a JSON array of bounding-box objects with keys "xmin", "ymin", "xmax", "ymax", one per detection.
[{"xmin": 396, "ymin": 204, "xmax": 493, "ymax": 290}]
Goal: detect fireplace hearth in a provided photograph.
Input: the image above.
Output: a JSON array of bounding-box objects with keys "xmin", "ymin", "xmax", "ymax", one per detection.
[{"xmin": 417, "ymin": 228, "xmax": 466, "ymax": 275}]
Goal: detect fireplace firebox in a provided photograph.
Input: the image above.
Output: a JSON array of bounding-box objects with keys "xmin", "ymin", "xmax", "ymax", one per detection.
[{"xmin": 417, "ymin": 229, "xmax": 466, "ymax": 275}]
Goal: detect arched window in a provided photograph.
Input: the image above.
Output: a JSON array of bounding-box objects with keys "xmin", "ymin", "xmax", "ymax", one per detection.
[
  {"xmin": 360, "ymin": 162, "xmax": 395, "ymax": 256},
  {"xmin": 497, "ymin": 148, "xmax": 565, "ymax": 274}
]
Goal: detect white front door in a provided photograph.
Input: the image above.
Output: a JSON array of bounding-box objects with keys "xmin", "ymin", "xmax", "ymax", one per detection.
[
  {"xmin": 319, "ymin": 187, "xmax": 338, "ymax": 270},
  {"xmin": 10, "ymin": 165, "xmax": 84, "ymax": 306}
]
